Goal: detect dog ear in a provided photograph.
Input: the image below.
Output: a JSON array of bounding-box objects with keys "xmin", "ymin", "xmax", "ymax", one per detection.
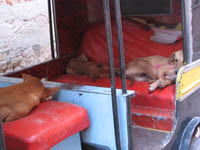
[
  {"xmin": 77, "ymin": 54, "xmax": 88, "ymax": 61},
  {"xmin": 22, "ymin": 73, "xmax": 30, "ymax": 80},
  {"xmin": 41, "ymin": 87, "xmax": 60, "ymax": 101},
  {"xmin": 22, "ymin": 74, "xmax": 36, "ymax": 82},
  {"xmin": 168, "ymin": 50, "xmax": 184, "ymax": 69},
  {"xmin": 168, "ymin": 52, "xmax": 175, "ymax": 63}
]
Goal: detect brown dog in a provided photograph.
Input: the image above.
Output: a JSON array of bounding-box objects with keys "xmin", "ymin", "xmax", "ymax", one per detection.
[
  {"xmin": 0, "ymin": 74, "xmax": 59, "ymax": 122},
  {"xmin": 66, "ymin": 54, "xmax": 120, "ymax": 81},
  {"xmin": 125, "ymin": 50, "xmax": 183, "ymax": 92}
]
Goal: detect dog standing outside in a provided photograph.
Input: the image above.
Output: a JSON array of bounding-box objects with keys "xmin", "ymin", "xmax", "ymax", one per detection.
[{"xmin": 125, "ymin": 50, "xmax": 184, "ymax": 92}]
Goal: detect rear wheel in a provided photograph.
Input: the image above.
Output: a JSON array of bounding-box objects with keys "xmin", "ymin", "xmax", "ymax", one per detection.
[
  {"xmin": 190, "ymin": 126, "xmax": 200, "ymax": 150},
  {"xmin": 179, "ymin": 117, "xmax": 200, "ymax": 150}
]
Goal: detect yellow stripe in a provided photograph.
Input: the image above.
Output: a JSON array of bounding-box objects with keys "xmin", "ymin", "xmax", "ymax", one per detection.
[
  {"xmin": 148, "ymin": 128, "xmax": 171, "ymax": 133},
  {"xmin": 176, "ymin": 66, "xmax": 184, "ymax": 100},
  {"xmin": 176, "ymin": 63, "xmax": 200, "ymax": 100}
]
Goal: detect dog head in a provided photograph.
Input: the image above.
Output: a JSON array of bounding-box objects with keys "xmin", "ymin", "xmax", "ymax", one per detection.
[
  {"xmin": 168, "ymin": 50, "xmax": 184, "ymax": 70},
  {"xmin": 22, "ymin": 74, "xmax": 60, "ymax": 101},
  {"xmin": 66, "ymin": 54, "xmax": 89, "ymax": 74}
]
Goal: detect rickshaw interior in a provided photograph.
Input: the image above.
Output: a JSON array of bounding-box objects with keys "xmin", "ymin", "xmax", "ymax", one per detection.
[{"xmin": 1, "ymin": 0, "xmax": 190, "ymax": 149}]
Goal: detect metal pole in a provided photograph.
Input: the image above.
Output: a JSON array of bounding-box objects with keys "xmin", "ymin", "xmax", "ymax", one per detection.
[
  {"xmin": 47, "ymin": 0, "xmax": 55, "ymax": 59},
  {"xmin": 0, "ymin": 115, "xmax": 6, "ymax": 150},
  {"xmin": 113, "ymin": 0, "xmax": 127, "ymax": 94},
  {"xmin": 51, "ymin": 0, "xmax": 60, "ymax": 58},
  {"xmin": 113, "ymin": 0, "xmax": 133, "ymax": 149},
  {"xmin": 103, "ymin": 0, "xmax": 121, "ymax": 149},
  {"xmin": 181, "ymin": 0, "xmax": 192, "ymax": 63}
]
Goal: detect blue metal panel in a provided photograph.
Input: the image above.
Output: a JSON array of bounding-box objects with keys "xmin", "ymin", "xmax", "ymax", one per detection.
[
  {"xmin": 117, "ymin": 93, "xmax": 131, "ymax": 150},
  {"xmin": 56, "ymin": 84, "xmax": 134, "ymax": 150},
  {"xmin": 57, "ymin": 87, "xmax": 117, "ymax": 150},
  {"xmin": 52, "ymin": 133, "xmax": 81, "ymax": 150},
  {"xmin": 0, "ymin": 82, "xmax": 14, "ymax": 88}
]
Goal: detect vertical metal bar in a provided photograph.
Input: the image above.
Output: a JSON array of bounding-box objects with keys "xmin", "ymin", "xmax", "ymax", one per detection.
[
  {"xmin": 113, "ymin": 0, "xmax": 133, "ymax": 149},
  {"xmin": 113, "ymin": 0, "xmax": 127, "ymax": 94},
  {"xmin": 181, "ymin": 0, "xmax": 192, "ymax": 64},
  {"xmin": 103, "ymin": 0, "xmax": 121, "ymax": 149},
  {"xmin": 47, "ymin": 0, "xmax": 55, "ymax": 59},
  {"xmin": 51, "ymin": 0, "xmax": 60, "ymax": 58},
  {"xmin": 126, "ymin": 96, "xmax": 133, "ymax": 150},
  {"xmin": 0, "ymin": 115, "xmax": 6, "ymax": 150}
]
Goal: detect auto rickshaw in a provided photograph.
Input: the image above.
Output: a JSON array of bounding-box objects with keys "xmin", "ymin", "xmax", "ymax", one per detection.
[{"xmin": 0, "ymin": 0, "xmax": 200, "ymax": 149}]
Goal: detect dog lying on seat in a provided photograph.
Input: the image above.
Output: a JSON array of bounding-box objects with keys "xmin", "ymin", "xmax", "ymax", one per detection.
[
  {"xmin": 125, "ymin": 50, "xmax": 183, "ymax": 92},
  {"xmin": 0, "ymin": 74, "xmax": 59, "ymax": 122},
  {"xmin": 66, "ymin": 54, "xmax": 120, "ymax": 81}
]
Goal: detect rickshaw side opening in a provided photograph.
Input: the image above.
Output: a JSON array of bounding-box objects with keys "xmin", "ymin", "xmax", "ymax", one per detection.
[{"xmin": 1, "ymin": 0, "xmax": 200, "ymax": 150}]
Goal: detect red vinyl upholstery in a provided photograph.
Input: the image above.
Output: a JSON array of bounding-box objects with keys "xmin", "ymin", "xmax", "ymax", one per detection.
[{"xmin": 3, "ymin": 101, "xmax": 90, "ymax": 150}]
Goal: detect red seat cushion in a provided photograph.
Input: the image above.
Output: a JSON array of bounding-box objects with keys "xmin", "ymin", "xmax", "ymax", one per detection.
[
  {"xmin": 3, "ymin": 101, "xmax": 90, "ymax": 150},
  {"xmin": 53, "ymin": 74, "xmax": 175, "ymax": 109}
]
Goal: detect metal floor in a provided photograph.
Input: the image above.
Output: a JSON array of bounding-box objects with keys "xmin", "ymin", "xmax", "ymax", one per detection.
[{"xmin": 132, "ymin": 126, "xmax": 169, "ymax": 150}]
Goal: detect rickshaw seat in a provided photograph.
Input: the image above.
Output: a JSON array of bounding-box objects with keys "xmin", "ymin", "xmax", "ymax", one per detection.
[
  {"xmin": 3, "ymin": 101, "xmax": 90, "ymax": 150},
  {"xmin": 53, "ymin": 19, "xmax": 182, "ymax": 130},
  {"xmin": 54, "ymin": 74, "xmax": 175, "ymax": 131},
  {"xmin": 54, "ymin": 74, "xmax": 175, "ymax": 109},
  {"xmin": 79, "ymin": 19, "xmax": 182, "ymax": 110},
  {"xmin": 55, "ymin": 19, "xmax": 181, "ymax": 110}
]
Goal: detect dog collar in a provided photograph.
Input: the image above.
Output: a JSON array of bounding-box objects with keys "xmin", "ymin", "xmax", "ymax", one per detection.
[{"xmin": 155, "ymin": 63, "xmax": 175, "ymax": 70}]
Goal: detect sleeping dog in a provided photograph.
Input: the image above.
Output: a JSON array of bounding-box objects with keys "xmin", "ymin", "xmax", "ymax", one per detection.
[
  {"xmin": 125, "ymin": 50, "xmax": 183, "ymax": 92},
  {"xmin": 0, "ymin": 74, "xmax": 59, "ymax": 122},
  {"xmin": 66, "ymin": 54, "xmax": 120, "ymax": 81}
]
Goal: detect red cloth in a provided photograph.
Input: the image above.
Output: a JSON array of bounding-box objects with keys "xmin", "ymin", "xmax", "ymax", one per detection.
[
  {"xmin": 4, "ymin": 101, "xmax": 90, "ymax": 150},
  {"xmin": 80, "ymin": 20, "xmax": 182, "ymax": 66}
]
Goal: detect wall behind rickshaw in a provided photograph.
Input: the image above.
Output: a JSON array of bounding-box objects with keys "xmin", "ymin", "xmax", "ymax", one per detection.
[{"xmin": 0, "ymin": 0, "xmax": 51, "ymax": 75}]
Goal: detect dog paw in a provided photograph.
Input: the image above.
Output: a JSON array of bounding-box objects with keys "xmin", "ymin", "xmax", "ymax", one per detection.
[
  {"xmin": 148, "ymin": 86, "xmax": 155, "ymax": 92},
  {"xmin": 128, "ymin": 81, "xmax": 134, "ymax": 87},
  {"xmin": 41, "ymin": 96, "xmax": 53, "ymax": 102},
  {"xmin": 148, "ymin": 79, "xmax": 155, "ymax": 83},
  {"xmin": 158, "ymin": 81, "xmax": 165, "ymax": 88}
]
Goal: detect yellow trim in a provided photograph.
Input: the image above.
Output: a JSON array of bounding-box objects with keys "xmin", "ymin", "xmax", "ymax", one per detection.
[
  {"xmin": 148, "ymin": 128, "xmax": 171, "ymax": 133},
  {"xmin": 176, "ymin": 66, "xmax": 184, "ymax": 100},
  {"xmin": 176, "ymin": 64, "xmax": 200, "ymax": 100}
]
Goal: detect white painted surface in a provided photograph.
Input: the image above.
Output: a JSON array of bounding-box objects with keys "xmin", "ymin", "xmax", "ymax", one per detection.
[{"xmin": 0, "ymin": 0, "xmax": 51, "ymax": 74}]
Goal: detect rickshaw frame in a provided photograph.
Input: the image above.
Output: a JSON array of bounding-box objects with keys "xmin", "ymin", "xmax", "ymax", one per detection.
[{"xmin": 1, "ymin": 0, "xmax": 200, "ymax": 149}]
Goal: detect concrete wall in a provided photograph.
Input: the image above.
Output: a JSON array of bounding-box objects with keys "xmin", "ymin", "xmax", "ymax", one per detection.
[{"xmin": 0, "ymin": 0, "xmax": 52, "ymax": 75}]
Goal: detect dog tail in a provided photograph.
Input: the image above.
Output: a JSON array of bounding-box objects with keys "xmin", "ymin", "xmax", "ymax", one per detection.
[
  {"xmin": 129, "ymin": 79, "xmax": 135, "ymax": 87},
  {"xmin": 126, "ymin": 75, "xmax": 136, "ymax": 87},
  {"xmin": 126, "ymin": 73, "xmax": 149, "ymax": 87}
]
